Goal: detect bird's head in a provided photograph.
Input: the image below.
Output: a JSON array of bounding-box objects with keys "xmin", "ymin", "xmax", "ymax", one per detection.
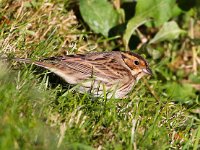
[{"xmin": 122, "ymin": 52, "xmax": 152, "ymax": 81}]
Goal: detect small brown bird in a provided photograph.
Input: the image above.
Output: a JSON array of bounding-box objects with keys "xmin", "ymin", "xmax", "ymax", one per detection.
[{"xmin": 15, "ymin": 51, "xmax": 152, "ymax": 98}]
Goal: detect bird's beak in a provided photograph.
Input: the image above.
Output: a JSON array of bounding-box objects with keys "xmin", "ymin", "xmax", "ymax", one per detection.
[{"xmin": 142, "ymin": 68, "xmax": 152, "ymax": 75}]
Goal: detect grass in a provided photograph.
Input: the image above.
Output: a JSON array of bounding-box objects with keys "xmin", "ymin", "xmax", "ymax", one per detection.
[{"xmin": 0, "ymin": 0, "xmax": 199, "ymax": 149}]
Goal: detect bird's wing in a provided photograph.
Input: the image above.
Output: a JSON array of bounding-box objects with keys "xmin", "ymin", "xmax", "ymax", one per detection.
[{"xmin": 29, "ymin": 52, "xmax": 131, "ymax": 84}]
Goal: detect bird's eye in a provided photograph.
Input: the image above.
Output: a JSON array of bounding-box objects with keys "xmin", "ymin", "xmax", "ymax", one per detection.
[{"xmin": 134, "ymin": 60, "xmax": 140, "ymax": 65}]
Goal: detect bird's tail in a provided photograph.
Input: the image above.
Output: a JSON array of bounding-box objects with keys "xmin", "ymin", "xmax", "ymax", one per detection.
[
  {"xmin": 0, "ymin": 56, "xmax": 55, "ymax": 70},
  {"xmin": 12, "ymin": 58, "xmax": 33, "ymax": 63},
  {"xmin": 0, "ymin": 56, "xmax": 33, "ymax": 63}
]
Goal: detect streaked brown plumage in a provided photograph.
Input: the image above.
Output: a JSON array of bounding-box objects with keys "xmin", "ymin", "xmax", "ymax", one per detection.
[{"xmin": 15, "ymin": 51, "xmax": 152, "ymax": 98}]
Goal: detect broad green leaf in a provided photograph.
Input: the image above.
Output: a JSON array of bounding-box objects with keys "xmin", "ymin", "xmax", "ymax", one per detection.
[
  {"xmin": 123, "ymin": 0, "xmax": 178, "ymax": 47},
  {"xmin": 123, "ymin": 16, "xmax": 149, "ymax": 48},
  {"xmin": 135, "ymin": 0, "xmax": 177, "ymax": 26},
  {"xmin": 79, "ymin": 0, "xmax": 119, "ymax": 37},
  {"xmin": 164, "ymin": 82, "xmax": 196, "ymax": 103},
  {"xmin": 149, "ymin": 21, "xmax": 186, "ymax": 44}
]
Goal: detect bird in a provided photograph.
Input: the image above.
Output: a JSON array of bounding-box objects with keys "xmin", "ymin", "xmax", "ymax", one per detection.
[{"xmin": 14, "ymin": 51, "xmax": 152, "ymax": 98}]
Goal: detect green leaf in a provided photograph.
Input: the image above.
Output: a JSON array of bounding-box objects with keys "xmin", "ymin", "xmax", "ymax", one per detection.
[
  {"xmin": 79, "ymin": 0, "xmax": 119, "ymax": 37},
  {"xmin": 149, "ymin": 21, "xmax": 186, "ymax": 44},
  {"xmin": 135, "ymin": 0, "xmax": 177, "ymax": 26},
  {"xmin": 123, "ymin": 0, "xmax": 179, "ymax": 46},
  {"xmin": 123, "ymin": 16, "xmax": 150, "ymax": 48},
  {"xmin": 164, "ymin": 82, "xmax": 196, "ymax": 103}
]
